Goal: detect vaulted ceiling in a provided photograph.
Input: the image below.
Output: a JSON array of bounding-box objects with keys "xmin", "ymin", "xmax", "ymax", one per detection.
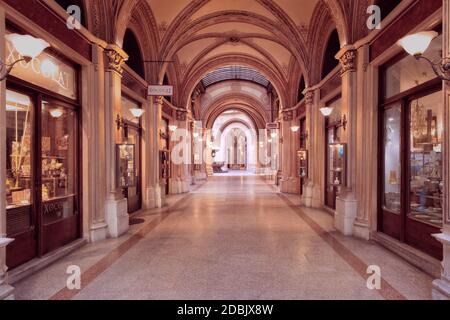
[{"xmin": 89, "ymin": 0, "xmax": 370, "ymax": 109}]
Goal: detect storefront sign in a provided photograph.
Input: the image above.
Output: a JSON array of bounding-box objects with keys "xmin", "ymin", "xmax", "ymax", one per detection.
[
  {"xmin": 148, "ymin": 85, "xmax": 173, "ymax": 97},
  {"xmin": 266, "ymin": 123, "xmax": 279, "ymax": 130},
  {"xmin": 5, "ymin": 31, "xmax": 77, "ymax": 100}
]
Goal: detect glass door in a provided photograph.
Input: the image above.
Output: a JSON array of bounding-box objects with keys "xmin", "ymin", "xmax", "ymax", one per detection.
[
  {"xmin": 5, "ymin": 89, "xmax": 37, "ymax": 269},
  {"xmin": 380, "ymin": 104, "xmax": 403, "ymax": 240},
  {"xmin": 405, "ymin": 91, "xmax": 443, "ymax": 259},
  {"xmin": 40, "ymin": 98, "xmax": 79, "ymax": 255}
]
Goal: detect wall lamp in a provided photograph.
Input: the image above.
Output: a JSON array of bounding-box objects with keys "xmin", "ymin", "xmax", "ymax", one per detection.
[
  {"xmin": 290, "ymin": 126, "xmax": 300, "ymax": 133},
  {"xmin": 320, "ymin": 104, "xmax": 347, "ymax": 130},
  {"xmin": 398, "ymin": 31, "xmax": 450, "ymax": 81},
  {"xmin": 116, "ymin": 108, "xmax": 144, "ymax": 130},
  {"xmin": 1, "ymin": 34, "xmax": 50, "ymax": 81}
]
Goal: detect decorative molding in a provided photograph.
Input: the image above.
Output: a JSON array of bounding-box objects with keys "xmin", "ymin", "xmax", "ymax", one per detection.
[
  {"xmin": 282, "ymin": 110, "xmax": 294, "ymax": 121},
  {"xmin": 304, "ymin": 91, "xmax": 315, "ymax": 105},
  {"xmin": 106, "ymin": 48, "xmax": 127, "ymax": 75},
  {"xmin": 176, "ymin": 110, "xmax": 187, "ymax": 121},
  {"xmin": 339, "ymin": 49, "xmax": 357, "ymax": 76}
]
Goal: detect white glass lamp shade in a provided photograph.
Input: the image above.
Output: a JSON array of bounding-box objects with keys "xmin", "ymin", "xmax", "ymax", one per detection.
[
  {"xmin": 270, "ymin": 132, "xmax": 278, "ymax": 138},
  {"xmin": 290, "ymin": 126, "xmax": 300, "ymax": 133},
  {"xmin": 397, "ymin": 31, "xmax": 438, "ymax": 56},
  {"xmin": 6, "ymin": 34, "xmax": 50, "ymax": 59},
  {"xmin": 130, "ymin": 107, "xmax": 145, "ymax": 118},
  {"xmin": 50, "ymin": 108, "xmax": 64, "ymax": 118},
  {"xmin": 169, "ymin": 125, "xmax": 178, "ymax": 132},
  {"xmin": 320, "ymin": 106, "xmax": 334, "ymax": 117}
]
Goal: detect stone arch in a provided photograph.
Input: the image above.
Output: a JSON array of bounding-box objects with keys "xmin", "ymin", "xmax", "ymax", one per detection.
[
  {"xmin": 204, "ymin": 98, "xmax": 268, "ymax": 131},
  {"xmin": 182, "ymin": 55, "xmax": 287, "ymax": 111}
]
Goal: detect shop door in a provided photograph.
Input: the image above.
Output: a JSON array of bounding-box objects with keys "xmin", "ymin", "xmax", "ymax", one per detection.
[
  {"xmin": 5, "ymin": 89, "xmax": 38, "ymax": 269},
  {"xmin": 39, "ymin": 97, "xmax": 80, "ymax": 255},
  {"xmin": 405, "ymin": 91, "xmax": 443, "ymax": 259},
  {"xmin": 380, "ymin": 92, "xmax": 443, "ymax": 259},
  {"xmin": 124, "ymin": 126, "xmax": 141, "ymax": 213}
]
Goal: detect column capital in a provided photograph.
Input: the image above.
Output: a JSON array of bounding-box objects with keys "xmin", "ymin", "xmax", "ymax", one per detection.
[
  {"xmin": 105, "ymin": 44, "xmax": 128, "ymax": 75},
  {"xmin": 304, "ymin": 90, "xmax": 315, "ymax": 105},
  {"xmin": 176, "ymin": 109, "xmax": 187, "ymax": 121},
  {"xmin": 281, "ymin": 110, "xmax": 294, "ymax": 122},
  {"xmin": 336, "ymin": 47, "xmax": 357, "ymax": 76}
]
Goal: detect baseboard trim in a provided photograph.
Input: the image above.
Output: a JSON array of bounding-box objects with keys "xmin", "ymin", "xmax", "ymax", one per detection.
[
  {"xmin": 7, "ymin": 238, "xmax": 88, "ymax": 285},
  {"xmin": 372, "ymin": 231, "xmax": 441, "ymax": 278}
]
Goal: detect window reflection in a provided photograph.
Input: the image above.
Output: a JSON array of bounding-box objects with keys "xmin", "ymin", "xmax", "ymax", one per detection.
[
  {"xmin": 383, "ymin": 106, "xmax": 401, "ymax": 214},
  {"xmin": 409, "ymin": 91, "xmax": 443, "ymax": 226}
]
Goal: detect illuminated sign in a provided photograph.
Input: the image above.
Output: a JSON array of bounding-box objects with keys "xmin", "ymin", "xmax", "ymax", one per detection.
[{"xmin": 5, "ymin": 31, "xmax": 77, "ymax": 100}]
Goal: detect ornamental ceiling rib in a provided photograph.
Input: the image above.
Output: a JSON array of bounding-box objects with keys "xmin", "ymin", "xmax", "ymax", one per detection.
[{"xmin": 201, "ymin": 65, "xmax": 270, "ymax": 88}]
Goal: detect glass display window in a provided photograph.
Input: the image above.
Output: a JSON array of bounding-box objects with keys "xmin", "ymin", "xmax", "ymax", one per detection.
[
  {"xmin": 408, "ymin": 91, "xmax": 443, "ymax": 227},
  {"xmin": 41, "ymin": 99, "xmax": 78, "ymax": 224},
  {"xmin": 379, "ymin": 29, "xmax": 443, "ymax": 259},
  {"xmin": 5, "ymin": 90, "xmax": 34, "ymax": 235},
  {"xmin": 383, "ymin": 105, "xmax": 402, "ymax": 214}
]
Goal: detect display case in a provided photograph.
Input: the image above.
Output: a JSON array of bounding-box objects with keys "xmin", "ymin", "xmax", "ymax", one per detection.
[
  {"xmin": 328, "ymin": 143, "xmax": 346, "ymax": 188},
  {"xmin": 409, "ymin": 149, "xmax": 443, "ymax": 227},
  {"xmin": 297, "ymin": 150, "xmax": 308, "ymax": 178},
  {"xmin": 117, "ymin": 144, "xmax": 136, "ymax": 188}
]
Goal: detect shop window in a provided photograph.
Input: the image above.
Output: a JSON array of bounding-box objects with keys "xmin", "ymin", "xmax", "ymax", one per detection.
[
  {"xmin": 379, "ymin": 30, "xmax": 443, "ymax": 259},
  {"xmin": 41, "ymin": 100, "xmax": 77, "ymax": 224},
  {"xmin": 322, "ymin": 29, "xmax": 340, "ymax": 79},
  {"xmin": 382, "ymin": 105, "xmax": 401, "ymax": 214},
  {"xmin": 123, "ymin": 29, "xmax": 145, "ymax": 79},
  {"xmin": 384, "ymin": 34, "xmax": 442, "ymax": 99},
  {"xmin": 408, "ymin": 91, "xmax": 443, "ymax": 227},
  {"xmin": 325, "ymin": 97, "xmax": 343, "ymax": 210},
  {"xmin": 5, "ymin": 90, "xmax": 34, "ymax": 235}
]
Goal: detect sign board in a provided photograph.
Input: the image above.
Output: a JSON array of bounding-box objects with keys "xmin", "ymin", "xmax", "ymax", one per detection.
[
  {"xmin": 266, "ymin": 123, "xmax": 279, "ymax": 130},
  {"xmin": 148, "ymin": 85, "xmax": 173, "ymax": 97},
  {"xmin": 6, "ymin": 30, "xmax": 77, "ymax": 100}
]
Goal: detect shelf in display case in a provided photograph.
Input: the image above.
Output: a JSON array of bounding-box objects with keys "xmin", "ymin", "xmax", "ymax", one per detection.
[{"xmin": 328, "ymin": 143, "xmax": 346, "ymax": 187}]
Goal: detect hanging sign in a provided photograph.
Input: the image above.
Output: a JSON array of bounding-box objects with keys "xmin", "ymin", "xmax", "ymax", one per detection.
[
  {"xmin": 148, "ymin": 85, "xmax": 173, "ymax": 97},
  {"xmin": 266, "ymin": 123, "xmax": 279, "ymax": 130}
]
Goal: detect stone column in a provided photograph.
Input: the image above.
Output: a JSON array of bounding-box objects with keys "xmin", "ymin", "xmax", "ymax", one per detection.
[
  {"xmin": 302, "ymin": 90, "xmax": 316, "ymax": 207},
  {"xmin": 0, "ymin": 7, "xmax": 14, "ymax": 299},
  {"xmin": 334, "ymin": 47, "xmax": 358, "ymax": 236},
  {"xmin": 169, "ymin": 110, "xmax": 191, "ymax": 194},
  {"xmin": 309, "ymin": 88, "xmax": 325, "ymax": 208},
  {"xmin": 280, "ymin": 110, "xmax": 300, "ymax": 194},
  {"xmin": 104, "ymin": 45, "xmax": 129, "ymax": 238},
  {"xmin": 432, "ymin": 0, "xmax": 450, "ymax": 299},
  {"xmin": 141, "ymin": 96, "xmax": 160, "ymax": 209},
  {"xmin": 86, "ymin": 44, "xmax": 108, "ymax": 242},
  {"xmin": 155, "ymin": 96, "xmax": 166, "ymax": 207},
  {"xmin": 353, "ymin": 44, "xmax": 371, "ymax": 240}
]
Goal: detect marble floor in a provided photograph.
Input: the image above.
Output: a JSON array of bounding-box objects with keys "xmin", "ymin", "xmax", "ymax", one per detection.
[{"xmin": 12, "ymin": 176, "xmax": 433, "ymax": 300}]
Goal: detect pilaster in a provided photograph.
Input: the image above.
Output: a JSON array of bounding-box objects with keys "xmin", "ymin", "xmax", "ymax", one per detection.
[
  {"xmin": 432, "ymin": 0, "xmax": 450, "ymax": 299},
  {"xmin": 280, "ymin": 110, "xmax": 300, "ymax": 194},
  {"xmin": 104, "ymin": 45, "xmax": 129, "ymax": 238},
  {"xmin": 334, "ymin": 47, "xmax": 358, "ymax": 236}
]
